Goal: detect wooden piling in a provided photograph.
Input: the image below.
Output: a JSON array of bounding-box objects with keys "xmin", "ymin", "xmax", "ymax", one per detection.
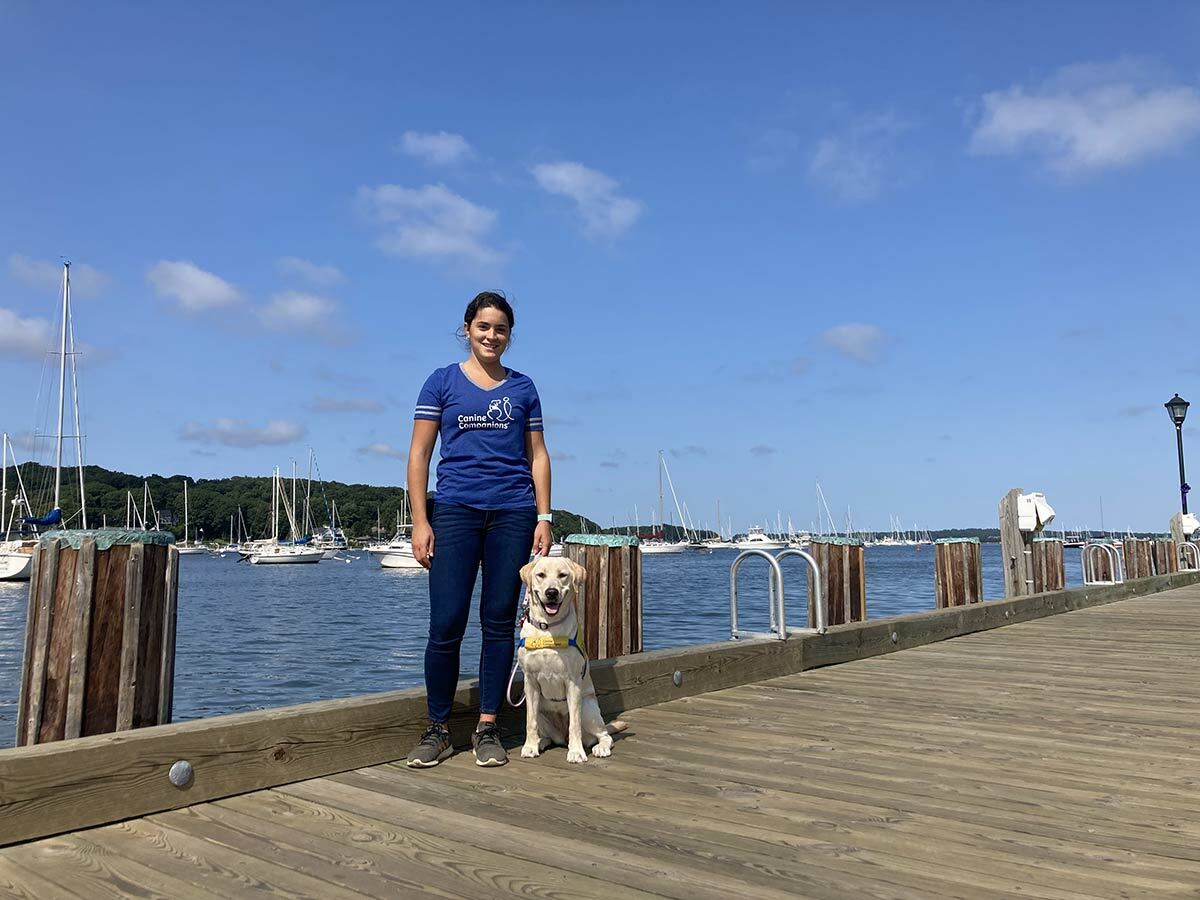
[
  {"xmin": 807, "ymin": 537, "xmax": 866, "ymax": 626},
  {"xmin": 17, "ymin": 531, "xmax": 179, "ymax": 747},
  {"xmin": 934, "ymin": 538, "xmax": 983, "ymax": 608},
  {"xmin": 564, "ymin": 534, "xmax": 642, "ymax": 660},
  {"xmin": 1123, "ymin": 538, "xmax": 1153, "ymax": 580},
  {"xmin": 1030, "ymin": 538, "xmax": 1066, "ymax": 593},
  {"xmin": 1152, "ymin": 539, "xmax": 1179, "ymax": 575},
  {"xmin": 998, "ymin": 488, "xmax": 1030, "ymax": 598}
]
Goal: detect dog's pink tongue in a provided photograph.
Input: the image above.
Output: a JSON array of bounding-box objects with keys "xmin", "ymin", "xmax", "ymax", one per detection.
[{"xmin": 544, "ymin": 604, "xmax": 560, "ymax": 615}]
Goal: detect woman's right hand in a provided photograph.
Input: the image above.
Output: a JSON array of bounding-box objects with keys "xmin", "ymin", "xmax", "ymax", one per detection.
[{"xmin": 412, "ymin": 521, "xmax": 435, "ymax": 569}]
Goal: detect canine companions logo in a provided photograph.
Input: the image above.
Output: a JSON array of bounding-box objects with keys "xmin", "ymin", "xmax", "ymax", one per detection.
[{"xmin": 459, "ymin": 397, "xmax": 514, "ymax": 430}]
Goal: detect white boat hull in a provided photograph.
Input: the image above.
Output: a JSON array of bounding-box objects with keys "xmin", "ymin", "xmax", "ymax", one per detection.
[
  {"xmin": 176, "ymin": 546, "xmax": 208, "ymax": 556},
  {"xmin": 248, "ymin": 546, "xmax": 325, "ymax": 565},
  {"xmin": 735, "ymin": 539, "xmax": 789, "ymax": 551},
  {"xmin": 640, "ymin": 541, "xmax": 689, "ymax": 554},
  {"xmin": 380, "ymin": 552, "xmax": 425, "ymax": 569},
  {"xmin": 0, "ymin": 549, "xmax": 33, "ymax": 581}
]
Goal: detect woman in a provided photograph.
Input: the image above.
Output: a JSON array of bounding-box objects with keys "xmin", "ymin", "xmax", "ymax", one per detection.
[{"xmin": 405, "ymin": 291, "xmax": 553, "ymax": 768}]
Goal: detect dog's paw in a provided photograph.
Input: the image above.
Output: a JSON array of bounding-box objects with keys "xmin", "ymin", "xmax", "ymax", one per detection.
[
  {"xmin": 566, "ymin": 747, "xmax": 588, "ymax": 764},
  {"xmin": 591, "ymin": 742, "xmax": 612, "ymax": 758},
  {"xmin": 520, "ymin": 742, "xmax": 541, "ymax": 758}
]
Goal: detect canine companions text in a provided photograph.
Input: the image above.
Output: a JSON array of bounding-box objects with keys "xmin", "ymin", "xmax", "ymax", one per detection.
[{"xmin": 517, "ymin": 557, "xmax": 624, "ymax": 763}]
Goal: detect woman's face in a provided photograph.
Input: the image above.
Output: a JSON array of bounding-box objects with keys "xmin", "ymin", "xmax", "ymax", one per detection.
[{"xmin": 467, "ymin": 306, "xmax": 511, "ymax": 363}]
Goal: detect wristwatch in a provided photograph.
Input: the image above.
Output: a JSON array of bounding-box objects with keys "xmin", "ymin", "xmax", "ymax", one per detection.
[{"xmin": 537, "ymin": 513, "xmax": 553, "ymax": 523}]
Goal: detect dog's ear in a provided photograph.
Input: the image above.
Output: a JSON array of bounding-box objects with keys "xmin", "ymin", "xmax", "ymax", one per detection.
[
  {"xmin": 519, "ymin": 561, "xmax": 536, "ymax": 585},
  {"xmin": 568, "ymin": 560, "xmax": 587, "ymax": 587}
]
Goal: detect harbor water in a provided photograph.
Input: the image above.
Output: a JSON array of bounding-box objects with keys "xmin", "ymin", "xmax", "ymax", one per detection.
[{"xmin": 0, "ymin": 543, "xmax": 1084, "ymax": 747}]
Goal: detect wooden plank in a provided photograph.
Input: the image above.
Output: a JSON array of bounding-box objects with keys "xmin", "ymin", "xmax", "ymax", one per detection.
[
  {"xmin": 212, "ymin": 788, "xmax": 665, "ymax": 900},
  {"xmin": 115, "ymin": 543, "xmax": 143, "ymax": 731},
  {"xmin": 84, "ymin": 544, "xmax": 130, "ymax": 737},
  {"xmin": 998, "ymin": 488, "xmax": 1027, "ymax": 598},
  {"xmin": 159, "ymin": 545, "xmax": 179, "ymax": 724},
  {"xmin": 596, "ymin": 540, "xmax": 609, "ymax": 657},
  {"xmin": 24, "ymin": 538, "xmax": 60, "ymax": 746},
  {"xmin": 620, "ymin": 544, "xmax": 632, "ymax": 655},
  {"xmin": 282, "ymin": 776, "xmax": 758, "ymax": 900},
  {"xmin": 14, "ymin": 544, "xmax": 43, "ymax": 748},
  {"xmin": 134, "ymin": 544, "xmax": 165, "ymax": 728},
  {"xmin": 64, "ymin": 538, "xmax": 97, "ymax": 740}
]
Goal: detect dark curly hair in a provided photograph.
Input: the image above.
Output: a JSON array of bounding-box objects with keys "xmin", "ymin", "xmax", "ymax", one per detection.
[{"xmin": 458, "ymin": 291, "xmax": 514, "ymax": 344}]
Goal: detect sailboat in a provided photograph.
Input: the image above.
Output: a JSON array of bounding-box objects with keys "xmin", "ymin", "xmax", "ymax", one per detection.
[
  {"xmin": 248, "ymin": 468, "xmax": 324, "ymax": 564},
  {"xmin": 0, "ymin": 433, "xmax": 37, "ymax": 580},
  {"xmin": 640, "ymin": 450, "xmax": 691, "ymax": 555},
  {"xmin": 1, "ymin": 263, "xmax": 88, "ymax": 580},
  {"xmin": 176, "ymin": 480, "xmax": 207, "ymax": 555}
]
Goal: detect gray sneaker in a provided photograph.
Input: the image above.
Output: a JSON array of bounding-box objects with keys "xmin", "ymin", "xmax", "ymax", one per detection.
[
  {"xmin": 471, "ymin": 721, "xmax": 508, "ymax": 767},
  {"xmin": 406, "ymin": 723, "xmax": 452, "ymax": 768}
]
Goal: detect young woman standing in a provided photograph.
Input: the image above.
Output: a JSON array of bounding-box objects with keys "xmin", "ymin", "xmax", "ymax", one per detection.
[{"xmin": 405, "ymin": 292, "xmax": 553, "ymax": 767}]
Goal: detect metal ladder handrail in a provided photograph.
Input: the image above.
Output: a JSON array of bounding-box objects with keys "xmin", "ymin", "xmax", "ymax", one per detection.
[
  {"xmin": 1180, "ymin": 542, "xmax": 1199, "ymax": 571},
  {"xmin": 775, "ymin": 548, "xmax": 827, "ymax": 635},
  {"xmin": 1082, "ymin": 542, "xmax": 1123, "ymax": 585},
  {"xmin": 730, "ymin": 549, "xmax": 786, "ymax": 640}
]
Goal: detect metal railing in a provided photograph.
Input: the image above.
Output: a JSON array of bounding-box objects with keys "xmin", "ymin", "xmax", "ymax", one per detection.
[
  {"xmin": 1180, "ymin": 542, "xmax": 1199, "ymax": 571},
  {"xmin": 730, "ymin": 548, "xmax": 826, "ymax": 641},
  {"xmin": 1082, "ymin": 543, "xmax": 1123, "ymax": 585}
]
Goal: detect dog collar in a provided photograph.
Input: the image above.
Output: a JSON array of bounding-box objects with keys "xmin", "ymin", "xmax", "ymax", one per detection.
[{"xmin": 519, "ymin": 626, "xmax": 581, "ymax": 653}]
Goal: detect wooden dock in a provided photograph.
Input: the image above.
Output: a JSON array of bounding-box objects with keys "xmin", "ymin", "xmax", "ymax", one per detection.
[{"xmin": 2, "ymin": 582, "xmax": 1199, "ymax": 898}]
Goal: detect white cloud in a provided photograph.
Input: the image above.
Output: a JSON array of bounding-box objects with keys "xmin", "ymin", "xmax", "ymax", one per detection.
[
  {"xmin": 180, "ymin": 419, "xmax": 305, "ymax": 448},
  {"xmin": 970, "ymin": 60, "xmax": 1200, "ymax": 175},
  {"xmin": 0, "ymin": 308, "xmax": 55, "ymax": 358},
  {"xmin": 306, "ymin": 397, "xmax": 385, "ymax": 413},
  {"xmin": 277, "ymin": 257, "xmax": 344, "ymax": 286},
  {"xmin": 146, "ymin": 261, "xmax": 241, "ymax": 313},
  {"xmin": 822, "ymin": 323, "xmax": 888, "ymax": 364},
  {"xmin": 532, "ymin": 161, "xmax": 643, "ymax": 238},
  {"xmin": 807, "ymin": 113, "xmax": 906, "ymax": 203},
  {"xmin": 9, "ymin": 255, "xmax": 110, "ymax": 299},
  {"xmin": 398, "ymin": 130, "xmax": 472, "ymax": 165},
  {"xmin": 257, "ymin": 291, "xmax": 348, "ymax": 343},
  {"xmin": 358, "ymin": 442, "xmax": 407, "ymax": 459},
  {"xmin": 358, "ymin": 183, "xmax": 503, "ymax": 266}
]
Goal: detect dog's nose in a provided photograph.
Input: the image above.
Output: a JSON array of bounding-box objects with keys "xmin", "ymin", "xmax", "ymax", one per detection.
[{"xmin": 544, "ymin": 587, "xmax": 560, "ymax": 600}]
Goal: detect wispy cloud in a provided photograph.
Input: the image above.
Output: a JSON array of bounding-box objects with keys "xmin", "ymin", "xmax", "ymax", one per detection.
[
  {"xmin": 1117, "ymin": 404, "xmax": 1156, "ymax": 418},
  {"xmin": 257, "ymin": 291, "xmax": 349, "ymax": 344},
  {"xmin": 822, "ymin": 323, "xmax": 888, "ymax": 364},
  {"xmin": 7, "ymin": 431, "xmax": 39, "ymax": 453},
  {"xmin": 970, "ymin": 59, "xmax": 1200, "ymax": 175},
  {"xmin": 0, "ymin": 308, "xmax": 54, "ymax": 358},
  {"xmin": 146, "ymin": 261, "xmax": 242, "ymax": 313},
  {"xmin": 358, "ymin": 442, "xmax": 407, "ymax": 459},
  {"xmin": 180, "ymin": 419, "xmax": 305, "ymax": 448},
  {"xmin": 750, "ymin": 445, "xmax": 777, "ymax": 456},
  {"xmin": 808, "ymin": 112, "xmax": 907, "ymax": 203},
  {"xmin": 358, "ymin": 183, "xmax": 503, "ymax": 266},
  {"xmin": 551, "ymin": 451, "xmax": 576, "ymax": 462},
  {"xmin": 9, "ymin": 255, "xmax": 111, "ymax": 299},
  {"xmin": 670, "ymin": 445, "xmax": 707, "ymax": 459},
  {"xmin": 306, "ymin": 397, "xmax": 384, "ymax": 413},
  {"xmin": 741, "ymin": 357, "xmax": 811, "ymax": 383},
  {"xmin": 398, "ymin": 130, "xmax": 472, "ymax": 165},
  {"xmin": 599, "ymin": 461, "xmax": 620, "ymax": 469},
  {"xmin": 532, "ymin": 161, "xmax": 643, "ymax": 238},
  {"xmin": 277, "ymin": 257, "xmax": 344, "ymax": 286}
]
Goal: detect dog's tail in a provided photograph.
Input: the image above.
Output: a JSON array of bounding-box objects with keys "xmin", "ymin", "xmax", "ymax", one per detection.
[{"xmin": 606, "ymin": 719, "xmax": 629, "ymax": 735}]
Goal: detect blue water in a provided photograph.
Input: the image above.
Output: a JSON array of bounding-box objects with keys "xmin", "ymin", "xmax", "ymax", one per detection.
[{"xmin": 0, "ymin": 543, "xmax": 1083, "ymax": 747}]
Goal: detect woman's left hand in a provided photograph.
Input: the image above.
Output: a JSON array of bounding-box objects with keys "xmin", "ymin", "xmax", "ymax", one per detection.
[{"xmin": 532, "ymin": 521, "xmax": 554, "ymax": 557}]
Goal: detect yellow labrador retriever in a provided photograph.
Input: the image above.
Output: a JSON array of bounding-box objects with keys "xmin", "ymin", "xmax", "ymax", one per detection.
[{"xmin": 517, "ymin": 557, "xmax": 618, "ymax": 763}]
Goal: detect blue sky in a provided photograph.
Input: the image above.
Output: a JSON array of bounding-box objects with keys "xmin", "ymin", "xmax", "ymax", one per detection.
[{"xmin": 3, "ymin": 2, "xmax": 1200, "ymax": 532}]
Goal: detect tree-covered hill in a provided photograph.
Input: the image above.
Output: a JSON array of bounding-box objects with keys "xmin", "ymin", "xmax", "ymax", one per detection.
[{"xmin": 7, "ymin": 463, "xmax": 604, "ymax": 543}]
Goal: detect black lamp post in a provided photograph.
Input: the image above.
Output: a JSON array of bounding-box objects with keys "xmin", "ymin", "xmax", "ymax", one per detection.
[{"xmin": 1165, "ymin": 393, "xmax": 1191, "ymax": 513}]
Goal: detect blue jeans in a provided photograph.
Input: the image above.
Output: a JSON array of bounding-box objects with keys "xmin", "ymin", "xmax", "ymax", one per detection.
[{"xmin": 425, "ymin": 501, "xmax": 537, "ymax": 722}]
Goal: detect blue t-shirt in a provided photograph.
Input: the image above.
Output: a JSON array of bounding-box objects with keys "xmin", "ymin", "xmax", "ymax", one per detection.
[{"xmin": 414, "ymin": 363, "xmax": 543, "ymax": 510}]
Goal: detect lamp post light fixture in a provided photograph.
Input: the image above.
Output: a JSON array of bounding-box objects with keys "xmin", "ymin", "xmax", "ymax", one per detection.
[{"xmin": 1165, "ymin": 393, "xmax": 1191, "ymax": 514}]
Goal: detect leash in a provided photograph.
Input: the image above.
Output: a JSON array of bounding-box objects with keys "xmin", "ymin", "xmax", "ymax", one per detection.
[{"xmin": 506, "ymin": 551, "xmax": 541, "ymax": 708}]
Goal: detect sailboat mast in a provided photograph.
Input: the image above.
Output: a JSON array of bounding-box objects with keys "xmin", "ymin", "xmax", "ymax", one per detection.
[
  {"xmin": 657, "ymin": 450, "xmax": 665, "ymax": 538},
  {"xmin": 272, "ymin": 469, "xmax": 280, "ymax": 542},
  {"xmin": 1, "ymin": 433, "xmax": 8, "ymax": 537},
  {"xmin": 184, "ymin": 480, "xmax": 190, "ymax": 544},
  {"xmin": 66, "ymin": 287, "xmax": 87, "ymax": 528},
  {"xmin": 53, "ymin": 263, "xmax": 70, "ymax": 511}
]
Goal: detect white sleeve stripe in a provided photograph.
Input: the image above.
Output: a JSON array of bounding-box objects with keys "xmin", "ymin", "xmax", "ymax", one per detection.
[{"xmin": 415, "ymin": 406, "xmax": 442, "ymax": 413}]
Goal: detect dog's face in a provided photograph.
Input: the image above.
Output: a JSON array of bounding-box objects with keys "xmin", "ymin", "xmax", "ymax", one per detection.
[{"xmin": 520, "ymin": 556, "xmax": 586, "ymax": 622}]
